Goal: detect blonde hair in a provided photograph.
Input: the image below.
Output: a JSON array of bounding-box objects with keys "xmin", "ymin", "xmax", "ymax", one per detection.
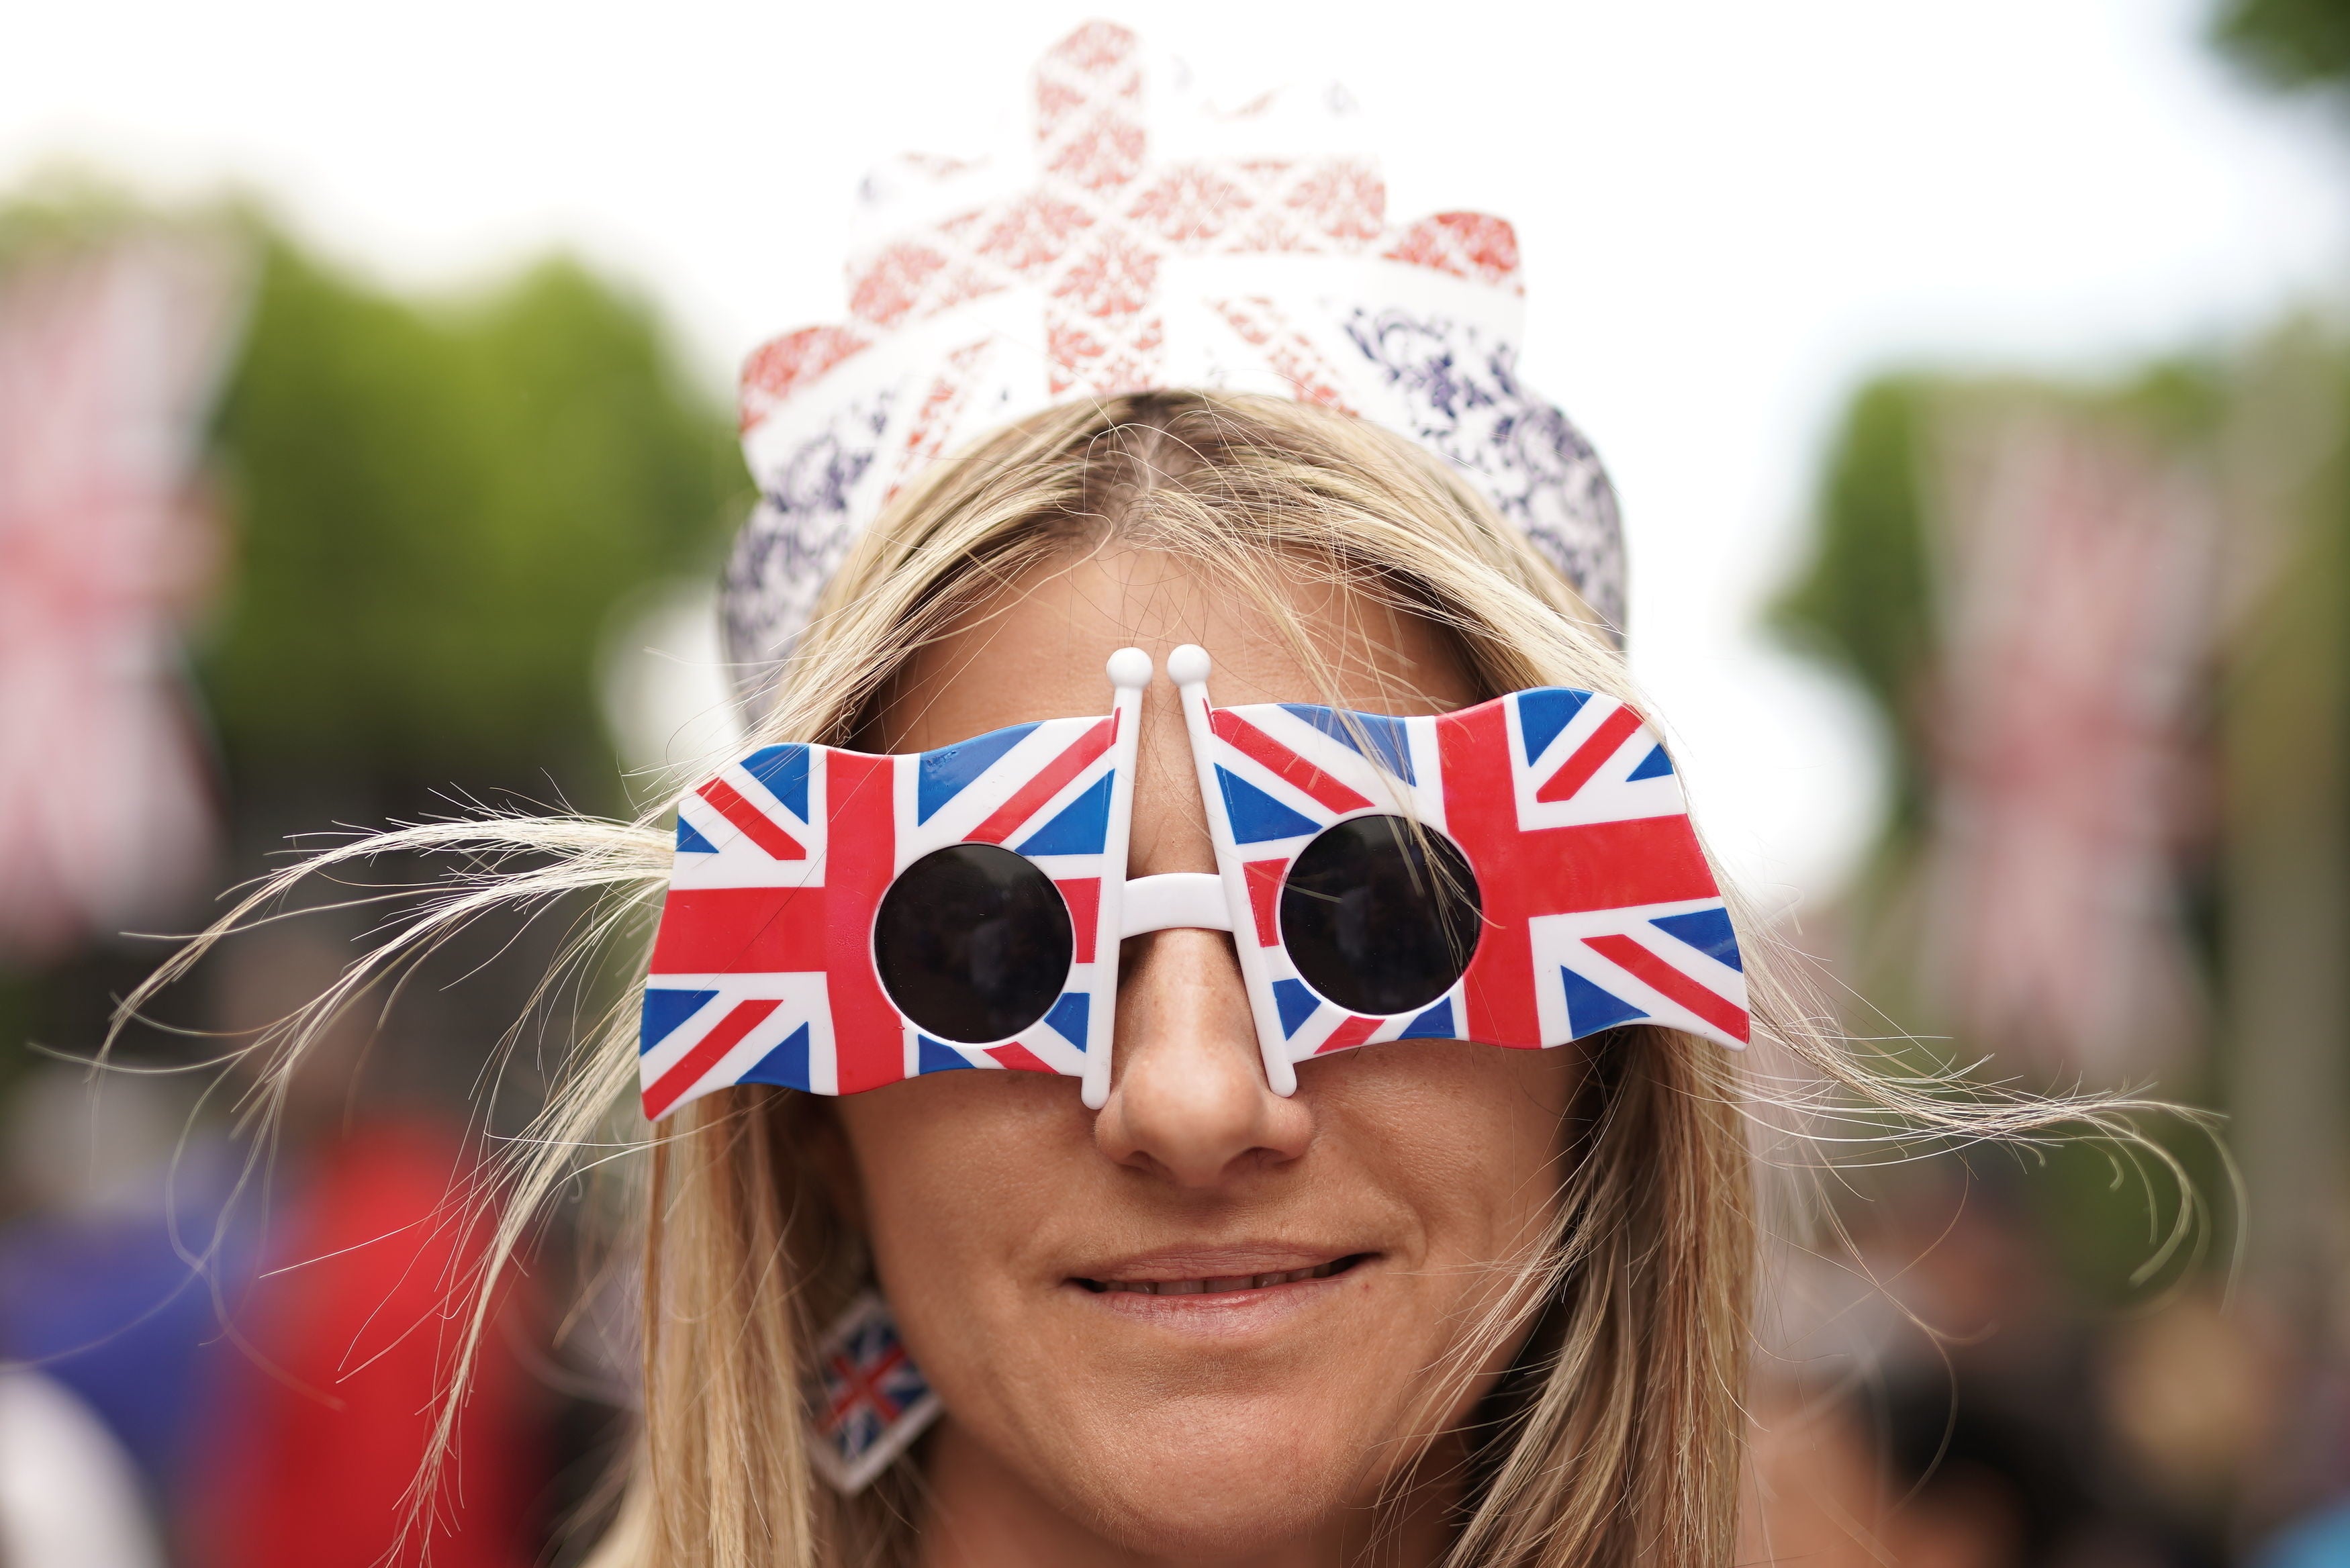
[{"xmin": 115, "ymin": 391, "xmax": 2185, "ymax": 1568}]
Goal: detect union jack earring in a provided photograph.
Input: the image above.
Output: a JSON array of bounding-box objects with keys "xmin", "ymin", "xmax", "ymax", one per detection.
[{"xmin": 806, "ymin": 1288, "xmax": 942, "ymax": 1493}]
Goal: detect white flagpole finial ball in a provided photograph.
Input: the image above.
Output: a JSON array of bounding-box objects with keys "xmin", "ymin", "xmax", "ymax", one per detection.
[{"xmin": 1107, "ymin": 647, "xmax": 1153, "ymax": 689}]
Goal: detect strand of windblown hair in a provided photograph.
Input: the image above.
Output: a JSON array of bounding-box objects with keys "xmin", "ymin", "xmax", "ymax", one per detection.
[
  {"xmin": 1733, "ymin": 910, "xmax": 2232, "ymax": 1291},
  {"xmin": 107, "ymin": 810, "xmax": 669, "ymax": 1079}
]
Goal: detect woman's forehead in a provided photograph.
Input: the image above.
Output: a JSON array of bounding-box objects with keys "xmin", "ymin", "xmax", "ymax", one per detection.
[{"xmin": 874, "ymin": 548, "xmax": 1478, "ymax": 754}]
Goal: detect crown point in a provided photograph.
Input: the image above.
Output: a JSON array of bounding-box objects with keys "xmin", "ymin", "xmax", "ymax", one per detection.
[{"xmin": 1167, "ymin": 644, "xmax": 1211, "ymax": 686}]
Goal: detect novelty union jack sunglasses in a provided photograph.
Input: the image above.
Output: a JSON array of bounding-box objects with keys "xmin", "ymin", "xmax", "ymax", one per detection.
[{"xmin": 638, "ymin": 647, "xmax": 1748, "ymax": 1120}]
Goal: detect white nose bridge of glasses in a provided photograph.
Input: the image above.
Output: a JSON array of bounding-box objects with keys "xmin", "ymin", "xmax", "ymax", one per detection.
[
  {"xmin": 1102, "ymin": 643, "xmax": 1245, "ymax": 943},
  {"xmin": 1117, "ymin": 871, "xmax": 1233, "ymax": 936}
]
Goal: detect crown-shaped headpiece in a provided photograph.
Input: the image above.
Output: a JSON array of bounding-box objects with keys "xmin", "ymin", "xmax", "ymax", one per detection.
[{"xmin": 720, "ymin": 21, "xmax": 1624, "ymax": 711}]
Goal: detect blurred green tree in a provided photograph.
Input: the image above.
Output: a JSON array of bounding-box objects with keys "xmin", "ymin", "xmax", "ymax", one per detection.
[
  {"xmin": 1767, "ymin": 377, "xmax": 1938, "ymax": 847},
  {"xmin": 1770, "ymin": 363, "xmax": 2224, "ymax": 872},
  {"xmin": 2215, "ymin": 0, "xmax": 2350, "ymax": 91},
  {"xmin": 202, "ymin": 228, "xmax": 747, "ymax": 805}
]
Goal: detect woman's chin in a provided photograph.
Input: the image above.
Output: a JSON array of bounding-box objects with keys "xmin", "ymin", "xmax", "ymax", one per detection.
[
  {"xmin": 1044, "ymin": 1427, "xmax": 1374, "ymax": 1559},
  {"xmin": 933, "ymin": 1393, "xmax": 1398, "ymax": 1559}
]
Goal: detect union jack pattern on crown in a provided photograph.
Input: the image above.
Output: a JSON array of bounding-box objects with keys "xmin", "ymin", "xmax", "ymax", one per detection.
[{"xmin": 721, "ymin": 21, "xmax": 1626, "ymax": 714}]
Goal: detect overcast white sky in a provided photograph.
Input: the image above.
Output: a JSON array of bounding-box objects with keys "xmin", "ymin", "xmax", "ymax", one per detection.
[{"xmin": 9, "ymin": 0, "xmax": 2345, "ymax": 910}]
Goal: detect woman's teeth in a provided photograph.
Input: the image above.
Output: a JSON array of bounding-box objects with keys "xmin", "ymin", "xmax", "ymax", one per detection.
[{"xmin": 1093, "ymin": 1261, "xmax": 1344, "ymax": 1295}]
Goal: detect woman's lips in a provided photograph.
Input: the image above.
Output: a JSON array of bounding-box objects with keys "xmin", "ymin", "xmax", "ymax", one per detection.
[
  {"xmin": 1088, "ymin": 1259, "xmax": 1352, "ymax": 1295},
  {"xmin": 1069, "ymin": 1250, "xmax": 1373, "ymax": 1300}
]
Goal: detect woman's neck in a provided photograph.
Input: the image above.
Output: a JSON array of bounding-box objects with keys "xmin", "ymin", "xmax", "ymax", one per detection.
[{"xmin": 912, "ymin": 1418, "xmax": 1462, "ymax": 1568}]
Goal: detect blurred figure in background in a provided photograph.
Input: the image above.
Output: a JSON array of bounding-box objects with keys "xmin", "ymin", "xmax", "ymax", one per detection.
[{"xmin": 1746, "ymin": 1163, "xmax": 2278, "ymax": 1568}]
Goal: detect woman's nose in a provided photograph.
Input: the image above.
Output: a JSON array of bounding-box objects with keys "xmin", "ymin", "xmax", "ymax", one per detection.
[{"xmin": 1094, "ymin": 926, "xmax": 1314, "ymax": 1185}]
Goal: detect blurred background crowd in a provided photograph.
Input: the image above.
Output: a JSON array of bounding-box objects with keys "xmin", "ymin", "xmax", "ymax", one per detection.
[{"xmin": 5, "ymin": 1, "xmax": 2350, "ymax": 1564}]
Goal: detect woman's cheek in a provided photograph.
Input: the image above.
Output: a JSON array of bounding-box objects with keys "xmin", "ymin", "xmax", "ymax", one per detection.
[
  {"xmin": 839, "ymin": 1076, "xmax": 1096, "ymax": 1369},
  {"xmin": 1310, "ymin": 1040, "xmax": 1579, "ymax": 1244}
]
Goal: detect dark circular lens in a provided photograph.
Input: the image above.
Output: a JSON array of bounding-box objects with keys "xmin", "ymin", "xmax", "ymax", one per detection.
[
  {"xmin": 1279, "ymin": 816, "xmax": 1483, "ymax": 1017},
  {"xmin": 875, "ymin": 844, "xmax": 1073, "ymax": 1043}
]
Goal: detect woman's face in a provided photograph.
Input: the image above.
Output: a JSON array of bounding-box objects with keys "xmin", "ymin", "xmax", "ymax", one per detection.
[{"xmin": 832, "ymin": 548, "xmax": 1579, "ymax": 1561}]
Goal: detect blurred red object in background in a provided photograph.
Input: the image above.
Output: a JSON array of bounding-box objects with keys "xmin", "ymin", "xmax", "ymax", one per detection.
[{"xmin": 188, "ymin": 1120, "xmax": 548, "ymax": 1568}]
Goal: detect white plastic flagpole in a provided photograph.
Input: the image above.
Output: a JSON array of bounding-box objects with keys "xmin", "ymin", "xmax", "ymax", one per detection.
[
  {"xmin": 1167, "ymin": 644, "xmax": 1299, "ymax": 1097},
  {"xmin": 1083, "ymin": 646, "xmax": 1154, "ymax": 1110}
]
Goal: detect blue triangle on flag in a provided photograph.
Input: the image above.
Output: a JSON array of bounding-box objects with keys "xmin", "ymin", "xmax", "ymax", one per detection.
[
  {"xmin": 1273, "ymin": 977, "xmax": 1323, "ymax": 1038},
  {"xmin": 919, "ymin": 722, "xmax": 1039, "ymax": 824},
  {"xmin": 1279, "ymin": 704, "xmax": 1415, "ymax": 783},
  {"xmin": 1561, "ymin": 967, "xmax": 1648, "ymax": 1037},
  {"xmin": 1217, "ymin": 767, "xmax": 1321, "ymax": 844},
  {"xmin": 916, "ymin": 1036, "xmax": 975, "ymax": 1074},
  {"xmin": 1515, "ymin": 688, "xmax": 1592, "ymax": 766},
  {"xmin": 1399, "ymin": 996, "xmax": 1456, "ymax": 1040},
  {"xmin": 739, "ymin": 1022, "xmax": 813, "ymax": 1092},
  {"xmin": 741, "ymin": 744, "xmax": 810, "ymax": 820},
  {"xmin": 640, "ymin": 988, "xmax": 718, "ymax": 1054},
  {"xmin": 1014, "ymin": 772, "xmax": 1113, "ymax": 856},
  {"xmin": 1650, "ymin": 908, "xmax": 1742, "ymax": 972},
  {"xmin": 1043, "ymin": 991, "xmax": 1090, "ymax": 1050},
  {"xmin": 1626, "ymin": 744, "xmax": 1674, "ymax": 781},
  {"xmin": 675, "ymin": 816, "xmax": 719, "ymax": 855}
]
